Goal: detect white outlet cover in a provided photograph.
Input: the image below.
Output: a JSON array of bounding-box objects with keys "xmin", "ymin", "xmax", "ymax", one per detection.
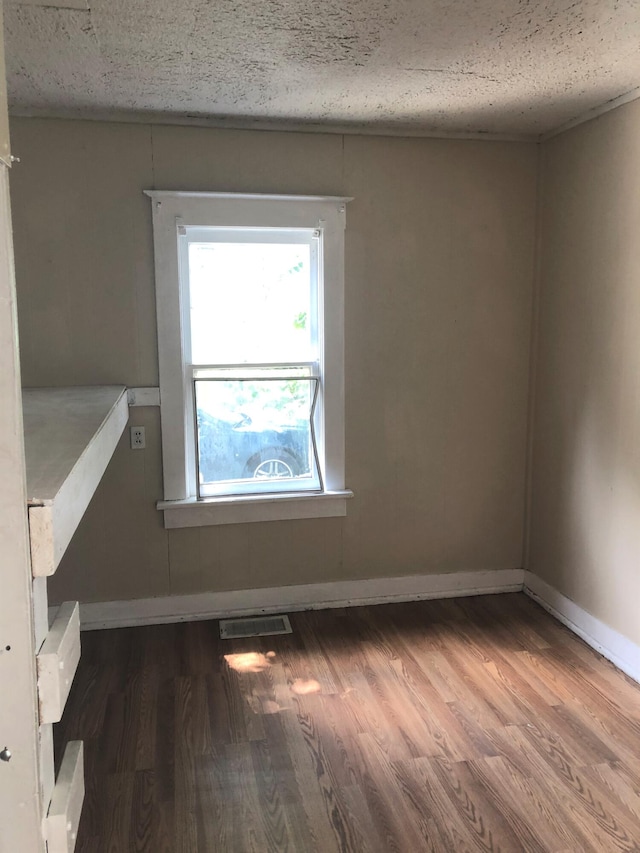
[{"xmin": 130, "ymin": 426, "xmax": 145, "ymax": 449}]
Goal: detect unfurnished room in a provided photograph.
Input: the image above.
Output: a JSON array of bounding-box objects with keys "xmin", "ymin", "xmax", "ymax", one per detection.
[{"xmin": 1, "ymin": 1, "xmax": 640, "ymax": 851}]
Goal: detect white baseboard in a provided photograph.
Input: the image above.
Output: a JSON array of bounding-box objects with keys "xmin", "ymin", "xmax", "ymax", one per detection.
[
  {"xmin": 76, "ymin": 568, "xmax": 524, "ymax": 631},
  {"xmin": 57, "ymin": 567, "xmax": 640, "ymax": 686},
  {"xmin": 524, "ymin": 571, "xmax": 640, "ymax": 685}
]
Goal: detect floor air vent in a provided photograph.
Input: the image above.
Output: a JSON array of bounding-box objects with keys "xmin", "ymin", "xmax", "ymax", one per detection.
[{"xmin": 219, "ymin": 614, "xmax": 293, "ymax": 639}]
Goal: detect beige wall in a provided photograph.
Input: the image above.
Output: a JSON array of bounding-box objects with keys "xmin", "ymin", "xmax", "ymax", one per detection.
[
  {"xmin": 9, "ymin": 118, "xmax": 537, "ymax": 603},
  {"xmin": 529, "ymin": 99, "xmax": 640, "ymax": 645}
]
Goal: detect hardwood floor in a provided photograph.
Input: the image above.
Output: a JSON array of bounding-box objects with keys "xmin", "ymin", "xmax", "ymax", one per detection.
[{"xmin": 55, "ymin": 593, "xmax": 640, "ymax": 852}]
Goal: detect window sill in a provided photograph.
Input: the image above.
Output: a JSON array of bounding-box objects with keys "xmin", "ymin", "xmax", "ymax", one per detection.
[{"xmin": 157, "ymin": 489, "xmax": 353, "ymax": 528}]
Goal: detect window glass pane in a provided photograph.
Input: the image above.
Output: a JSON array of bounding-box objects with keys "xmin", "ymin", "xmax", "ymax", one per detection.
[
  {"xmin": 188, "ymin": 241, "xmax": 313, "ymax": 365},
  {"xmin": 195, "ymin": 376, "xmax": 320, "ymax": 495}
]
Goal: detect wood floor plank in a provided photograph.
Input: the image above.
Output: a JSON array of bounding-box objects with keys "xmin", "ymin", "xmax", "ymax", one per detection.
[
  {"xmin": 133, "ymin": 666, "xmax": 160, "ymax": 771},
  {"xmin": 397, "ymin": 756, "xmax": 491, "ymax": 852},
  {"xmin": 56, "ymin": 593, "xmax": 640, "ymax": 852},
  {"xmin": 353, "ymin": 653, "xmax": 451, "ymax": 760},
  {"xmin": 511, "ymin": 648, "xmax": 576, "ymax": 705},
  {"xmin": 221, "ymin": 660, "xmax": 268, "ymax": 744},
  {"xmin": 287, "ymin": 618, "xmax": 343, "ymax": 695},
  {"xmin": 443, "ymin": 644, "xmax": 531, "ymax": 727},
  {"xmin": 349, "ymin": 732, "xmax": 431, "ymax": 852},
  {"xmin": 330, "ymin": 665, "xmax": 415, "ymax": 762},
  {"xmin": 482, "ymin": 651, "xmax": 564, "ymax": 710},
  {"xmin": 543, "ymin": 647, "xmax": 640, "ymax": 733},
  {"xmin": 103, "ymin": 772, "xmax": 135, "ymax": 853},
  {"xmin": 430, "ymin": 754, "xmax": 546, "ymax": 852},
  {"xmin": 193, "ymin": 753, "xmax": 240, "ymax": 852},
  {"xmin": 445, "ymin": 701, "xmax": 504, "ymax": 759},
  {"xmin": 386, "ymin": 651, "xmax": 490, "ymax": 762},
  {"xmin": 339, "ymin": 783, "xmax": 390, "ymax": 853},
  {"xmin": 470, "ymin": 755, "xmax": 600, "ymax": 853},
  {"xmin": 500, "ymin": 724, "xmax": 640, "ymax": 852},
  {"xmin": 310, "ymin": 694, "xmax": 362, "ymax": 788},
  {"xmin": 585, "ymin": 762, "xmax": 640, "ymax": 825},
  {"xmin": 130, "ymin": 769, "xmax": 172, "ymax": 853},
  {"xmin": 173, "ymin": 676, "xmax": 201, "ymax": 853},
  {"xmin": 419, "ymin": 649, "xmax": 505, "ymax": 729},
  {"xmin": 265, "ymin": 702, "xmax": 357, "ymax": 852},
  {"xmin": 289, "ymin": 696, "xmax": 370, "ymax": 852}
]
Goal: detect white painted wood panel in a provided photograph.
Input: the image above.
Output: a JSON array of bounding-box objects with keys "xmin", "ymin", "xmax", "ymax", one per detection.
[
  {"xmin": 0, "ymin": 3, "xmax": 10, "ymax": 167},
  {"xmin": 39, "ymin": 722, "xmax": 54, "ymax": 817},
  {"xmin": 36, "ymin": 602, "xmax": 80, "ymax": 724},
  {"xmin": 22, "ymin": 386, "xmax": 129, "ymax": 576},
  {"xmin": 0, "ymin": 152, "xmax": 45, "ymax": 848},
  {"xmin": 45, "ymin": 741, "xmax": 84, "ymax": 853}
]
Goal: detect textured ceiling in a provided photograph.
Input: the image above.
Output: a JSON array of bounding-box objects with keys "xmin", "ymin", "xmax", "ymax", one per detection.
[{"xmin": 4, "ymin": 0, "xmax": 640, "ymax": 137}]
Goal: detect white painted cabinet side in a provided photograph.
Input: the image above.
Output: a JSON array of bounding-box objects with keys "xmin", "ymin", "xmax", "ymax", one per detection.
[{"xmin": 0, "ymin": 160, "xmax": 44, "ymax": 848}]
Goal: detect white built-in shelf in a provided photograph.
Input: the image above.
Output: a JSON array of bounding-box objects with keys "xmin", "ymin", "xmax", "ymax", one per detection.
[
  {"xmin": 22, "ymin": 386, "xmax": 129, "ymax": 577},
  {"xmin": 37, "ymin": 601, "xmax": 81, "ymax": 724},
  {"xmin": 46, "ymin": 740, "xmax": 85, "ymax": 853}
]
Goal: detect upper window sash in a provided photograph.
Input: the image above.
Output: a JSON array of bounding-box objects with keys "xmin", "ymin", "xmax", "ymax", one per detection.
[{"xmin": 179, "ymin": 225, "xmax": 320, "ymax": 368}]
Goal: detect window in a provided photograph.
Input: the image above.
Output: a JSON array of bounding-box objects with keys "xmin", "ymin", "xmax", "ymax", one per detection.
[
  {"xmin": 146, "ymin": 192, "xmax": 352, "ymax": 526},
  {"xmin": 187, "ymin": 229, "xmax": 322, "ymax": 498}
]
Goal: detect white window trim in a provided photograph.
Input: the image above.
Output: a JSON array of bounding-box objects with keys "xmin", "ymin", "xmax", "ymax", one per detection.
[{"xmin": 146, "ymin": 191, "xmax": 353, "ymax": 527}]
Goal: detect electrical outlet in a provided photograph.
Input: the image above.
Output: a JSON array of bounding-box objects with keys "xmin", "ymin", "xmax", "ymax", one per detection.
[{"xmin": 130, "ymin": 426, "xmax": 145, "ymax": 449}]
